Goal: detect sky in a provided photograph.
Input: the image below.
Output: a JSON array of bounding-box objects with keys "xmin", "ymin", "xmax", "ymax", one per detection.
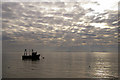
[{"xmin": 2, "ymin": 1, "xmax": 119, "ymax": 52}]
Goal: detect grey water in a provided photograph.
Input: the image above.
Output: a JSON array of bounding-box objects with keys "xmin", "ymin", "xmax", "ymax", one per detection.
[{"xmin": 2, "ymin": 51, "xmax": 118, "ymax": 78}]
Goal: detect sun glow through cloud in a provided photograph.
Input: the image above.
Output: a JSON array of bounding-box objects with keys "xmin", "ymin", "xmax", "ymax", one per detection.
[{"xmin": 90, "ymin": 23, "xmax": 111, "ymax": 28}]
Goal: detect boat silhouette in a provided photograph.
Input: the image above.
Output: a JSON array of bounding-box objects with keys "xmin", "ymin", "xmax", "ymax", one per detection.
[{"xmin": 22, "ymin": 49, "xmax": 40, "ymax": 60}]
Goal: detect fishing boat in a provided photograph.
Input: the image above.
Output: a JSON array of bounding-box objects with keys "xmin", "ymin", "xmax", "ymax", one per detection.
[{"xmin": 22, "ymin": 49, "xmax": 40, "ymax": 60}]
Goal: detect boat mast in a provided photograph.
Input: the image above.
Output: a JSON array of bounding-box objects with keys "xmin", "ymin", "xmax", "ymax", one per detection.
[
  {"xmin": 24, "ymin": 49, "xmax": 27, "ymax": 56},
  {"xmin": 29, "ymin": 49, "xmax": 30, "ymax": 55},
  {"xmin": 32, "ymin": 49, "xmax": 33, "ymax": 53}
]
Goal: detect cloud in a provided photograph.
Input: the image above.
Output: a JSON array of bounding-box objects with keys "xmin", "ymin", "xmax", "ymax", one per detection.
[{"xmin": 2, "ymin": 2, "xmax": 118, "ymax": 51}]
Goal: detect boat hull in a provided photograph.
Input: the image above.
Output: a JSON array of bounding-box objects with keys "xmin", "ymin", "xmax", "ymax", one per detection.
[{"xmin": 22, "ymin": 54, "xmax": 40, "ymax": 60}]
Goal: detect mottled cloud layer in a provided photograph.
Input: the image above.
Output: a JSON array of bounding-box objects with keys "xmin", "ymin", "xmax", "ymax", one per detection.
[{"xmin": 2, "ymin": 2, "xmax": 118, "ymax": 51}]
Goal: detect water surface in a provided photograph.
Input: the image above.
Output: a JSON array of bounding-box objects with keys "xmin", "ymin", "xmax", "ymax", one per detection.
[{"xmin": 3, "ymin": 51, "xmax": 118, "ymax": 78}]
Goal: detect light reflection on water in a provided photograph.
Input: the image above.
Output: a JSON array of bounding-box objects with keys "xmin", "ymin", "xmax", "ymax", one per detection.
[
  {"xmin": 3, "ymin": 52, "xmax": 118, "ymax": 78},
  {"xmin": 87, "ymin": 52, "xmax": 118, "ymax": 78}
]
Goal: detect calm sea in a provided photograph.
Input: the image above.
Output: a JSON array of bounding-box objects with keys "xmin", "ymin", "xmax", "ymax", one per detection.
[{"xmin": 2, "ymin": 51, "xmax": 118, "ymax": 78}]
